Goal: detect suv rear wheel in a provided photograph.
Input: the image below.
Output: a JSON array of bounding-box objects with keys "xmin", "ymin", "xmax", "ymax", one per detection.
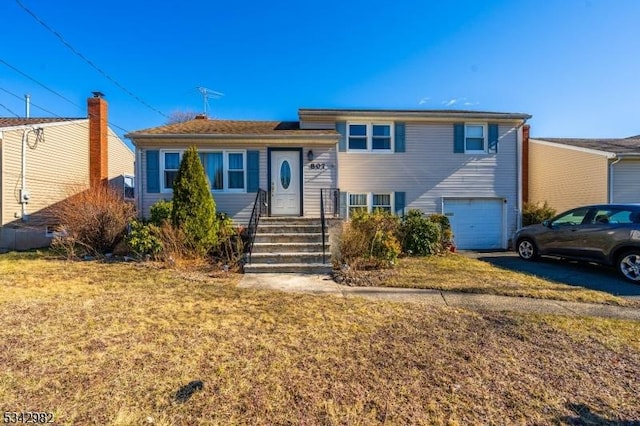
[
  {"xmin": 618, "ymin": 250, "xmax": 640, "ymax": 283},
  {"xmin": 517, "ymin": 238, "xmax": 539, "ymax": 261}
]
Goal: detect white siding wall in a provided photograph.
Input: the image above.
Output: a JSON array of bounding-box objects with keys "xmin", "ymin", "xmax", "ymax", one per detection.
[
  {"xmin": 299, "ymin": 121, "xmax": 335, "ymax": 130},
  {"xmin": 612, "ymin": 159, "xmax": 640, "ymax": 203},
  {"xmin": 338, "ymin": 122, "xmax": 519, "ymax": 237},
  {"xmin": 139, "ymin": 142, "xmax": 337, "ymax": 224},
  {"xmin": 303, "ymin": 145, "xmax": 337, "ymax": 216}
]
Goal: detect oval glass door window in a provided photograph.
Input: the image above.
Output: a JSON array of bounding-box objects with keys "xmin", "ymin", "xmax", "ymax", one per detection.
[{"xmin": 280, "ymin": 161, "xmax": 291, "ymax": 189}]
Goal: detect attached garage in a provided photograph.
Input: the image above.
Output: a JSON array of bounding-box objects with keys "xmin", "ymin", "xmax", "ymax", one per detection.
[
  {"xmin": 443, "ymin": 198, "xmax": 505, "ymax": 250},
  {"xmin": 611, "ymin": 159, "xmax": 640, "ymax": 204}
]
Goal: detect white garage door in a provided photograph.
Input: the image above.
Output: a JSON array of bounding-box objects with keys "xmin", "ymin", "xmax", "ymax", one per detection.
[
  {"xmin": 612, "ymin": 160, "xmax": 640, "ymax": 203},
  {"xmin": 443, "ymin": 198, "xmax": 504, "ymax": 250}
]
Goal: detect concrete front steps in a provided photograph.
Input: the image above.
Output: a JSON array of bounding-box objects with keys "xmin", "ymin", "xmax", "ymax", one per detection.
[{"xmin": 244, "ymin": 217, "xmax": 332, "ymax": 274}]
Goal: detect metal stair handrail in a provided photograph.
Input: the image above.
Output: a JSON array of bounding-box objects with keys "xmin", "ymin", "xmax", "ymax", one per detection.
[{"xmin": 246, "ymin": 189, "xmax": 267, "ymax": 264}]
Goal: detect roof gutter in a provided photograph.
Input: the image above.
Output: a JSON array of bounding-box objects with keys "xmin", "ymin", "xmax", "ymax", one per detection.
[{"xmin": 516, "ymin": 117, "xmax": 530, "ymax": 230}]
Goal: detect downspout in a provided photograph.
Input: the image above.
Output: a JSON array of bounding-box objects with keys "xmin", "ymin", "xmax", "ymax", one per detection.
[
  {"xmin": 136, "ymin": 148, "xmax": 143, "ymax": 216},
  {"xmin": 608, "ymin": 157, "xmax": 621, "ymax": 203},
  {"xmin": 515, "ymin": 119, "xmax": 529, "ymax": 230}
]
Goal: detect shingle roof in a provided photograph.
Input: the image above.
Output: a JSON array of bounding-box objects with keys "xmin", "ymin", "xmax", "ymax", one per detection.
[
  {"xmin": 0, "ymin": 117, "xmax": 82, "ymax": 127},
  {"xmin": 535, "ymin": 136, "xmax": 640, "ymax": 155},
  {"xmin": 127, "ymin": 119, "xmax": 338, "ymax": 137}
]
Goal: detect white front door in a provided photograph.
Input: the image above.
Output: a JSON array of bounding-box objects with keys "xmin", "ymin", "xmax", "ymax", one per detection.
[{"xmin": 270, "ymin": 150, "xmax": 301, "ymax": 216}]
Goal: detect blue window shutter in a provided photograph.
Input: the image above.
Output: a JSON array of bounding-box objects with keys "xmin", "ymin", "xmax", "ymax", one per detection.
[
  {"xmin": 336, "ymin": 121, "xmax": 346, "ymax": 152},
  {"xmin": 146, "ymin": 150, "xmax": 160, "ymax": 193},
  {"xmin": 488, "ymin": 123, "xmax": 499, "ymax": 153},
  {"xmin": 247, "ymin": 150, "xmax": 260, "ymax": 193},
  {"xmin": 395, "ymin": 122, "xmax": 405, "ymax": 152},
  {"xmin": 453, "ymin": 124, "xmax": 464, "ymax": 153},
  {"xmin": 339, "ymin": 191, "xmax": 347, "ymax": 218},
  {"xmin": 395, "ymin": 192, "xmax": 405, "ymax": 216}
]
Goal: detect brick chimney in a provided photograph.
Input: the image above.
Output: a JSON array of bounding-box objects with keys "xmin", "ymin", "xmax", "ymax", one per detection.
[
  {"xmin": 522, "ymin": 124, "xmax": 530, "ymax": 204},
  {"xmin": 88, "ymin": 92, "xmax": 108, "ymax": 187}
]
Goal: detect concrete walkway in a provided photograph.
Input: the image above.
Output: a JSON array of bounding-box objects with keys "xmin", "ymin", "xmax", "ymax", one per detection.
[{"xmin": 239, "ymin": 273, "xmax": 640, "ymax": 321}]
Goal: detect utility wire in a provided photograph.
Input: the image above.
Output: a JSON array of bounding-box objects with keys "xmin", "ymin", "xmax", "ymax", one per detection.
[
  {"xmin": 0, "ymin": 85, "xmax": 131, "ymax": 135},
  {"xmin": 1, "ymin": 58, "xmax": 82, "ymax": 110},
  {"xmin": 0, "ymin": 102, "xmax": 21, "ymax": 117},
  {"xmin": 0, "ymin": 58, "xmax": 130, "ymax": 133},
  {"xmin": 15, "ymin": 0, "xmax": 168, "ymax": 119}
]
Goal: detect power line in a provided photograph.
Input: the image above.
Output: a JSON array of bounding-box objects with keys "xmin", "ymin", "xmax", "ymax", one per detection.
[
  {"xmin": 0, "ymin": 57, "xmax": 130, "ymax": 133},
  {"xmin": 0, "ymin": 85, "xmax": 131, "ymax": 135},
  {"xmin": 0, "ymin": 102, "xmax": 21, "ymax": 117},
  {"xmin": 15, "ymin": 0, "xmax": 168, "ymax": 119},
  {"xmin": 1, "ymin": 58, "xmax": 82, "ymax": 110}
]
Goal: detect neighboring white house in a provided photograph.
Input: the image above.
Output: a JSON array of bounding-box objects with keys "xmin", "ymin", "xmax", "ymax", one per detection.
[
  {"xmin": 0, "ymin": 93, "xmax": 135, "ymax": 251},
  {"xmin": 127, "ymin": 108, "xmax": 531, "ymax": 250},
  {"xmin": 527, "ymin": 136, "xmax": 640, "ymax": 213}
]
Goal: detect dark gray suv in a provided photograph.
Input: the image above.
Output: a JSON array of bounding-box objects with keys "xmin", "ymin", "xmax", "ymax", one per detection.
[{"xmin": 513, "ymin": 204, "xmax": 640, "ymax": 283}]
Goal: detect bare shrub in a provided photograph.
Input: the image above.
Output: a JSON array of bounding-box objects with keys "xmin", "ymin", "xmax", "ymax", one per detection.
[
  {"xmin": 338, "ymin": 210, "xmax": 401, "ymax": 270},
  {"xmin": 51, "ymin": 185, "xmax": 136, "ymax": 258},
  {"xmin": 522, "ymin": 201, "xmax": 556, "ymax": 226}
]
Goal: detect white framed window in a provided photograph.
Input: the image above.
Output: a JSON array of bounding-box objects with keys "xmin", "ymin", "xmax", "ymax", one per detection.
[
  {"xmin": 372, "ymin": 193, "xmax": 392, "ymax": 213},
  {"xmin": 161, "ymin": 150, "xmax": 246, "ymax": 193},
  {"xmin": 348, "ymin": 192, "xmax": 394, "ymax": 218},
  {"xmin": 348, "ymin": 193, "xmax": 368, "ymax": 217},
  {"xmin": 123, "ymin": 174, "xmax": 135, "ymax": 200},
  {"xmin": 347, "ymin": 123, "xmax": 394, "ymax": 152},
  {"xmin": 227, "ymin": 152, "xmax": 245, "ymax": 191},
  {"xmin": 162, "ymin": 151, "xmax": 181, "ymax": 190},
  {"xmin": 465, "ymin": 123, "xmax": 487, "ymax": 153}
]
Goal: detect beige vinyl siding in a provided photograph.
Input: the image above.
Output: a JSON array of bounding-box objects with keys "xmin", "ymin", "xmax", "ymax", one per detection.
[
  {"xmin": 611, "ymin": 159, "xmax": 640, "ymax": 203},
  {"xmin": 529, "ymin": 140, "xmax": 608, "ymax": 212},
  {"xmin": 107, "ymin": 128, "xmax": 134, "ymax": 178},
  {"xmin": 1, "ymin": 123, "xmax": 89, "ymax": 227},
  {"xmin": 139, "ymin": 141, "xmax": 337, "ymax": 224},
  {"xmin": 339, "ymin": 123, "xmax": 520, "ymax": 235}
]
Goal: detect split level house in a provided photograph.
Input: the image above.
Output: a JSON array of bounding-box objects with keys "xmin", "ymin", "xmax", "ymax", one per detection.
[
  {"xmin": 0, "ymin": 93, "xmax": 135, "ymax": 251},
  {"xmin": 526, "ymin": 136, "xmax": 640, "ymax": 213},
  {"xmin": 128, "ymin": 108, "xmax": 531, "ymax": 255}
]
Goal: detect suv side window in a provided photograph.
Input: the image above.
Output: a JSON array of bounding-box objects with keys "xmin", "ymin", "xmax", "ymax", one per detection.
[
  {"xmin": 606, "ymin": 209, "xmax": 638, "ymax": 224},
  {"xmin": 551, "ymin": 207, "xmax": 590, "ymax": 227}
]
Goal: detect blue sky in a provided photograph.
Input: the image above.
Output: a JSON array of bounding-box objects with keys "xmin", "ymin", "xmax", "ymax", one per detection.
[{"xmin": 2, "ymin": 0, "xmax": 639, "ymax": 148}]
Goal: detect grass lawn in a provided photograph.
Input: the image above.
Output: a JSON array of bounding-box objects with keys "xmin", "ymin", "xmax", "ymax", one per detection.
[
  {"xmin": 374, "ymin": 254, "xmax": 638, "ymax": 307},
  {"xmin": 1, "ymin": 252, "xmax": 639, "ymax": 424}
]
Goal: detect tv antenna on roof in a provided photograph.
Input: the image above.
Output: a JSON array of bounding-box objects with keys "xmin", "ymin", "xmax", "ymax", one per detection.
[{"xmin": 197, "ymin": 87, "xmax": 224, "ymax": 116}]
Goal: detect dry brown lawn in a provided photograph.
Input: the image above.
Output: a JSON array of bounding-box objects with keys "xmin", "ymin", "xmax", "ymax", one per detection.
[
  {"xmin": 369, "ymin": 254, "xmax": 638, "ymax": 306},
  {"xmin": 1, "ymin": 252, "xmax": 639, "ymax": 425}
]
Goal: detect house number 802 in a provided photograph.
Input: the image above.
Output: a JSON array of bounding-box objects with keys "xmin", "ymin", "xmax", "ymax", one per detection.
[{"xmin": 309, "ymin": 163, "xmax": 326, "ymax": 170}]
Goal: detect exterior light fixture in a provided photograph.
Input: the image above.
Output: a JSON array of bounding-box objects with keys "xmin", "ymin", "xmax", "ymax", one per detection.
[{"xmin": 307, "ymin": 150, "xmax": 314, "ymax": 162}]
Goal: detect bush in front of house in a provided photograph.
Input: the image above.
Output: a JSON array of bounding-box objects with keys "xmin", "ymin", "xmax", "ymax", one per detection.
[
  {"xmin": 425, "ymin": 213, "xmax": 454, "ymax": 251},
  {"xmin": 125, "ymin": 219, "xmax": 163, "ymax": 259},
  {"xmin": 170, "ymin": 146, "xmax": 218, "ymax": 256},
  {"xmin": 400, "ymin": 209, "xmax": 443, "ymax": 256},
  {"xmin": 128, "ymin": 194, "xmax": 244, "ymax": 268},
  {"xmin": 338, "ymin": 210, "xmax": 401, "ymax": 269},
  {"xmin": 51, "ymin": 184, "xmax": 136, "ymax": 258},
  {"xmin": 522, "ymin": 201, "xmax": 556, "ymax": 226},
  {"xmin": 150, "ymin": 199, "xmax": 172, "ymax": 226}
]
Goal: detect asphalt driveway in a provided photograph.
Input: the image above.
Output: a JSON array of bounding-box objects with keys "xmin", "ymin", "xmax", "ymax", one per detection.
[{"xmin": 461, "ymin": 250, "xmax": 640, "ymax": 300}]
